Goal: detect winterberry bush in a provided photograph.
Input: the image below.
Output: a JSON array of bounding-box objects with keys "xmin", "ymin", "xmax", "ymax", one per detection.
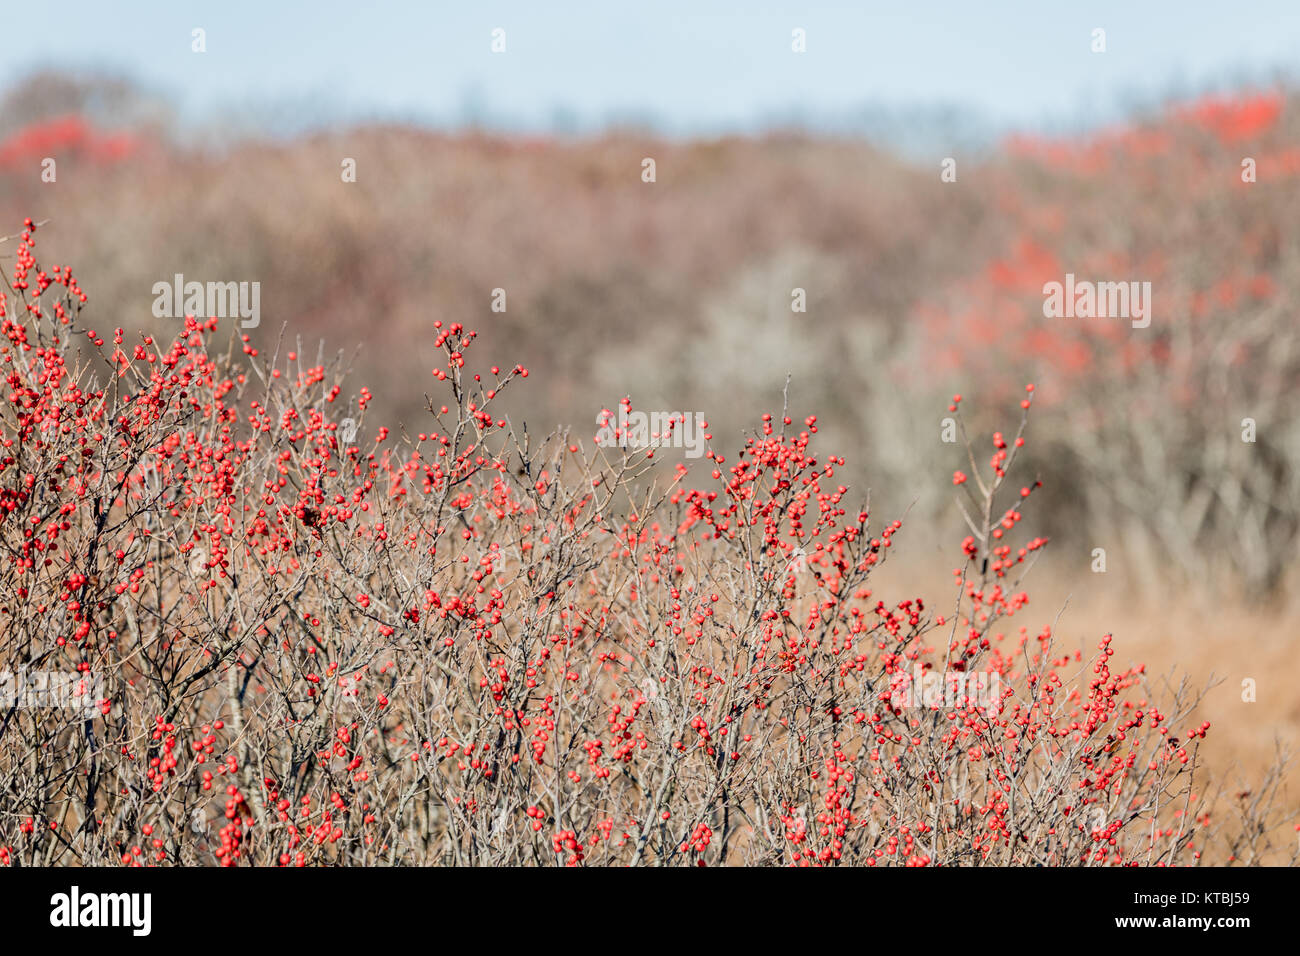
[
  {"xmin": 0, "ymin": 221, "xmax": 1292, "ymax": 867},
  {"xmin": 912, "ymin": 92, "xmax": 1300, "ymax": 596}
]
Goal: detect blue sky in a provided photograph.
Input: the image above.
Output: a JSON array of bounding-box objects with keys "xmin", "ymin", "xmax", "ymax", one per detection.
[{"xmin": 8, "ymin": 1, "xmax": 1299, "ymax": 136}]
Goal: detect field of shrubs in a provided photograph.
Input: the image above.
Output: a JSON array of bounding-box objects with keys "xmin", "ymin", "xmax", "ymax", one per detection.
[{"xmin": 0, "ymin": 77, "xmax": 1297, "ymax": 866}]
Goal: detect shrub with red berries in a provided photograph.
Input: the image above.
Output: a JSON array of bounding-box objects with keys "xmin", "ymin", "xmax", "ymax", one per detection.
[{"xmin": 0, "ymin": 221, "xmax": 1292, "ymax": 867}]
